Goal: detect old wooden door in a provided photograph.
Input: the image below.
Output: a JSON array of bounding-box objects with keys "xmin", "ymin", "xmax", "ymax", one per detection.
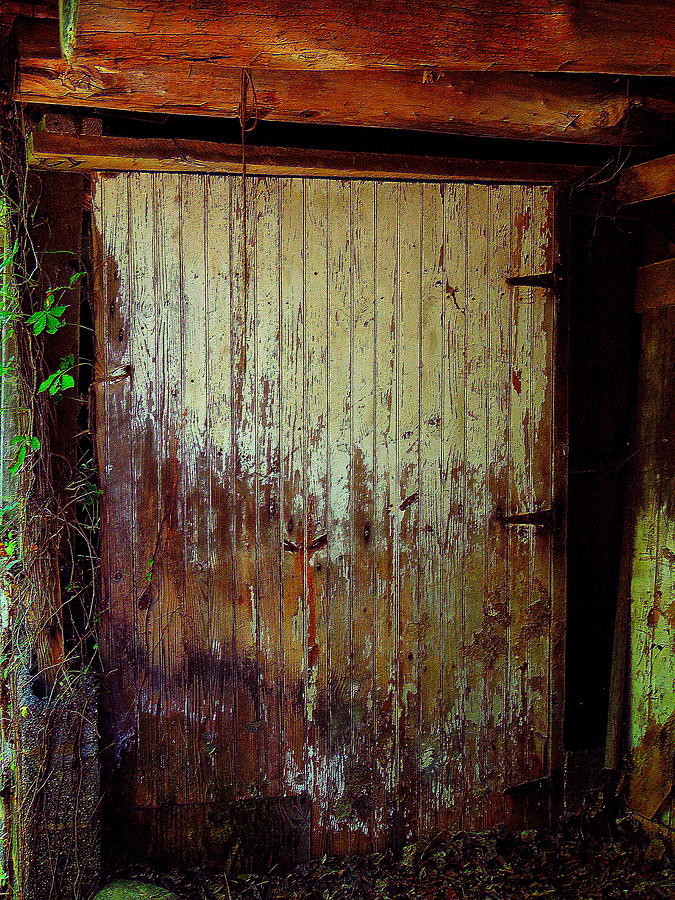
[{"xmin": 94, "ymin": 172, "xmax": 564, "ymax": 868}]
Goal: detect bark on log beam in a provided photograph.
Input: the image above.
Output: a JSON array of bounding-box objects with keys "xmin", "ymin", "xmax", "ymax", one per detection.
[
  {"xmin": 18, "ymin": 21, "xmax": 675, "ymax": 145},
  {"xmin": 27, "ymin": 131, "xmax": 588, "ymax": 182},
  {"xmin": 58, "ymin": 0, "xmax": 675, "ymax": 75}
]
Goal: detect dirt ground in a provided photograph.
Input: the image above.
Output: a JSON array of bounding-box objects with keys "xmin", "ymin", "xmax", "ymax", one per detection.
[{"xmin": 118, "ymin": 811, "xmax": 675, "ymax": 899}]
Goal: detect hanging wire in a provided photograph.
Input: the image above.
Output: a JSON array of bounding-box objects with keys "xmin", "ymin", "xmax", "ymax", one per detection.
[{"xmin": 238, "ymin": 68, "xmax": 259, "ymax": 291}]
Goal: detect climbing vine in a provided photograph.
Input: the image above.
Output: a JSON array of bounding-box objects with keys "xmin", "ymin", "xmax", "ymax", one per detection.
[{"xmin": 0, "ymin": 96, "xmax": 101, "ymax": 898}]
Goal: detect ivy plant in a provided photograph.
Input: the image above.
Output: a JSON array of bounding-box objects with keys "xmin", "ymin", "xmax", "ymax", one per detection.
[
  {"xmin": 38, "ymin": 353, "xmax": 77, "ymax": 396},
  {"xmin": 8, "ymin": 434, "xmax": 40, "ymax": 475}
]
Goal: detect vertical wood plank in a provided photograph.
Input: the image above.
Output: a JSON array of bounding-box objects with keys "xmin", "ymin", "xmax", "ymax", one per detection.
[
  {"xmin": 96, "ymin": 174, "xmax": 139, "ymax": 818},
  {"xmin": 179, "ymin": 175, "xmax": 212, "ymax": 803},
  {"xmin": 147, "ymin": 172, "xmax": 186, "ymax": 808},
  {"xmin": 396, "ymin": 182, "xmax": 422, "ymax": 844},
  {"xmin": 463, "ymin": 183, "xmax": 490, "ymax": 824},
  {"xmin": 439, "ymin": 183, "xmax": 468, "ymax": 830},
  {"xmin": 325, "ymin": 179, "xmax": 353, "ymax": 852},
  {"xmin": 253, "ymin": 176, "xmax": 284, "ymax": 797},
  {"xmin": 528, "ymin": 187, "xmax": 555, "ymax": 792},
  {"xmin": 231, "ymin": 175, "xmax": 261, "ymax": 796},
  {"xmin": 280, "ymin": 177, "xmax": 306, "ymax": 799},
  {"xmin": 128, "ymin": 173, "xmax": 162, "ymax": 809},
  {"xmin": 349, "ymin": 179, "xmax": 377, "ymax": 853},
  {"xmin": 482, "ymin": 184, "xmax": 512, "ymax": 822},
  {"xmin": 302, "ymin": 178, "xmax": 330, "ymax": 850},
  {"xmin": 418, "ymin": 182, "xmax": 445, "ymax": 834},
  {"xmin": 205, "ymin": 175, "xmax": 236, "ymax": 802},
  {"xmin": 507, "ymin": 185, "xmax": 538, "ymax": 805},
  {"xmin": 628, "ymin": 308, "xmax": 675, "ymax": 828},
  {"xmin": 372, "ymin": 182, "xmax": 399, "ymax": 849}
]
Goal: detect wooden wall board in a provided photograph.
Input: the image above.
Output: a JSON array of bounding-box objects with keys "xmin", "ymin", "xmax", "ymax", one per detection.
[
  {"xmin": 93, "ymin": 172, "xmax": 563, "ymax": 866},
  {"xmin": 627, "ymin": 307, "xmax": 675, "ymax": 830}
]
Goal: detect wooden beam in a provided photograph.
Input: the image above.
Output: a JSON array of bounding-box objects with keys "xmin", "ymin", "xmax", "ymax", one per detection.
[
  {"xmin": 59, "ymin": 0, "xmax": 675, "ymax": 76},
  {"xmin": 17, "ymin": 22, "xmax": 675, "ymax": 145},
  {"xmin": 27, "ymin": 131, "xmax": 588, "ymax": 183},
  {"xmin": 635, "ymin": 257, "xmax": 675, "ymax": 312},
  {"xmin": 616, "ymin": 154, "xmax": 675, "ymax": 205}
]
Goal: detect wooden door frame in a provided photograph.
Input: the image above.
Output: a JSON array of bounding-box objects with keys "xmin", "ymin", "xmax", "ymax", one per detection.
[{"xmin": 550, "ymin": 188, "xmax": 570, "ymax": 817}]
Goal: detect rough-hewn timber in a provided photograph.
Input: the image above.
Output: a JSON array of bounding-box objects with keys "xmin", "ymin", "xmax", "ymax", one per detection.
[
  {"xmin": 60, "ymin": 0, "xmax": 675, "ymax": 74},
  {"xmin": 15, "ymin": 21, "xmax": 675, "ymax": 145},
  {"xmin": 616, "ymin": 154, "xmax": 675, "ymax": 206}
]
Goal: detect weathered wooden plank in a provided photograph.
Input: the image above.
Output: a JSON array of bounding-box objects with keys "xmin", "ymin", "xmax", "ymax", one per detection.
[
  {"xmin": 178, "ymin": 174, "xmax": 212, "ymax": 804},
  {"xmin": 325, "ymin": 179, "xmax": 353, "ymax": 852},
  {"xmin": 61, "ymin": 0, "xmax": 675, "ymax": 75},
  {"xmin": 417, "ymin": 182, "xmax": 445, "ymax": 834},
  {"xmin": 126, "ymin": 173, "xmax": 162, "ymax": 809},
  {"xmin": 635, "ymin": 258, "xmax": 675, "ymax": 312},
  {"xmin": 230, "ymin": 175, "xmax": 262, "ymax": 798},
  {"xmin": 94, "ymin": 174, "xmax": 140, "ymax": 823},
  {"xmin": 372, "ymin": 182, "xmax": 399, "ymax": 848},
  {"xmin": 279, "ymin": 177, "xmax": 307, "ymax": 800},
  {"xmin": 396, "ymin": 182, "xmax": 422, "ymax": 844},
  {"xmin": 481, "ymin": 184, "xmax": 512, "ymax": 823},
  {"xmin": 253, "ymin": 176, "xmax": 284, "ymax": 797},
  {"xmin": 463, "ymin": 184, "xmax": 491, "ymax": 825},
  {"xmin": 506, "ymin": 186, "xmax": 537, "ymax": 807},
  {"xmin": 616, "ymin": 154, "xmax": 675, "ymax": 205},
  {"xmin": 27, "ymin": 132, "xmax": 587, "ymax": 185},
  {"xmin": 204, "ymin": 175, "xmax": 236, "ymax": 802},
  {"xmin": 628, "ymin": 308, "xmax": 675, "ymax": 827},
  {"xmin": 302, "ymin": 177, "xmax": 330, "ymax": 852},
  {"xmin": 527, "ymin": 187, "xmax": 556, "ymax": 804},
  {"xmin": 439, "ymin": 182, "xmax": 468, "ymax": 830},
  {"xmin": 349, "ymin": 179, "xmax": 377, "ymax": 853},
  {"xmin": 142, "ymin": 172, "xmax": 187, "ymax": 809},
  {"xmin": 19, "ymin": 23, "xmax": 675, "ymax": 144}
]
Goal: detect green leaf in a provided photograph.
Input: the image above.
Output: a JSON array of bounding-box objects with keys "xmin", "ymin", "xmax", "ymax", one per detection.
[
  {"xmin": 29, "ymin": 436, "xmax": 40, "ymax": 450},
  {"xmin": 60, "ymin": 373, "xmax": 75, "ymax": 390},
  {"xmin": 45, "ymin": 314, "xmax": 63, "ymax": 334},
  {"xmin": 38, "ymin": 373, "xmax": 58, "ymax": 393},
  {"xmin": 9, "ymin": 446, "xmax": 26, "ymax": 475}
]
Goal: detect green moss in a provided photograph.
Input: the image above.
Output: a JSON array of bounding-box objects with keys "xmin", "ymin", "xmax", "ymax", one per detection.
[
  {"xmin": 59, "ymin": 0, "xmax": 80, "ymax": 59},
  {"xmin": 93, "ymin": 881, "xmax": 179, "ymax": 900}
]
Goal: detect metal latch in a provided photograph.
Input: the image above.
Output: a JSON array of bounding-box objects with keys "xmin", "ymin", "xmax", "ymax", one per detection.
[
  {"xmin": 495, "ymin": 507, "xmax": 553, "ymax": 528},
  {"xmin": 506, "ymin": 264, "xmax": 563, "ymax": 290}
]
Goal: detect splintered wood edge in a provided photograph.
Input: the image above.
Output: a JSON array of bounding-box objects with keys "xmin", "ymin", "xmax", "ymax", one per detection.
[{"xmin": 27, "ymin": 133, "xmax": 588, "ymax": 184}]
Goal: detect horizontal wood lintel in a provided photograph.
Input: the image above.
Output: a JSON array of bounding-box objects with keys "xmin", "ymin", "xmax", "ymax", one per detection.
[{"xmin": 27, "ymin": 132, "xmax": 587, "ymax": 184}]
